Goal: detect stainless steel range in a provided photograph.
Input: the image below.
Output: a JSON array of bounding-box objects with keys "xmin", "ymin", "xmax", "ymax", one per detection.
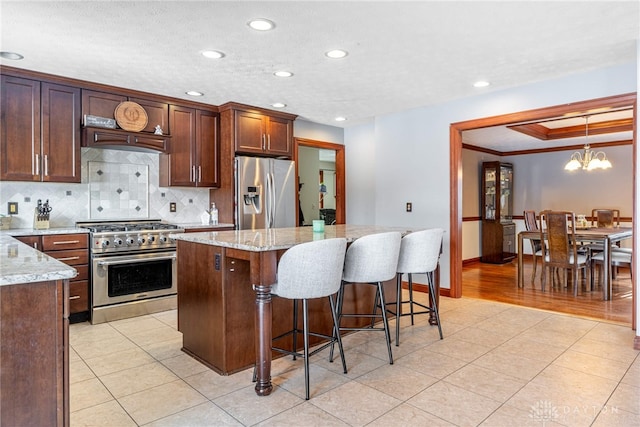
[{"xmin": 77, "ymin": 220, "xmax": 185, "ymax": 324}]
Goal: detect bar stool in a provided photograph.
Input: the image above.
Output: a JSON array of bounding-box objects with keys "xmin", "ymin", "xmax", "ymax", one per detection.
[
  {"xmin": 331, "ymin": 231, "xmax": 402, "ymax": 364},
  {"xmin": 265, "ymin": 237, "xmax": 348, "ymax": 400},
  {"xmin": 390, "ymin": 228, "xmax": 444, "ymax": 345}
]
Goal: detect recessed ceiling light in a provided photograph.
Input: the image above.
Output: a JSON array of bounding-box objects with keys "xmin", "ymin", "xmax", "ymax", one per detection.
[
  {"xmin": 248, "ymin": 18, "xmax": 275, "ymax": 31},
  {"xmin": 325, "ymin": 49, "xmax": 348, "ymax": 59},
  {"xmin": 335, "ymin": 117, "xmax": 347, "ymax": 122},
  {"xmin": 273, "ymin": 71, "xmax": 293, "ymax": 77},
  {"xmin": 201, "ymin": 50, "xmax": 225, "ymax": 59},
  {"xmin": 186, "ymin": 91, "xmax": 203, "ymax": 97},
  {"xmin": 473, "ymin": 80, "xmax": 490, "ymax": 88},
  {"xmin": 271, "ymin": 102, "xmax": 286, "ymax": 108},
  {"xmin": 0, "ymin": 51, "xmax": 24, "ymax": 60}
]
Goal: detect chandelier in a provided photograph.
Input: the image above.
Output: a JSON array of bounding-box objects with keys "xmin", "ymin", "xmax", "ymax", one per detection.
[{"xmin": 564, "ymin": 116, "xmax": 612, "ymax": 171}]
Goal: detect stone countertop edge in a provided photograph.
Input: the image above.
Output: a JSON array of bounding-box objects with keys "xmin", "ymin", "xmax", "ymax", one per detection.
[
  {"xmin": 170, "ymin": 224, "xmax": 415, "ymax": 252},
  {"xmin": 1, "ymin": 227, "xmax": 90, "ymax": 237},
  {"xmin": 0, "ymin": 235, "xmax": 78, "ymax": 286},
  {"xmin": 173, "ymin": 223, "xmax": 235, "ymax": 230}
]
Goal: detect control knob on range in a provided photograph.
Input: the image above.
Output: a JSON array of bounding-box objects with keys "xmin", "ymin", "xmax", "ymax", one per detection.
[
  {"xmin": 100, "ymin": 239, "xmax": 110, "ymax": 248},
  {"xmin": 113, "ymin": 237, "xmax": 123, "ymax": 247},
  {"xmin": 158, "ymin": 234, "xmax": 168, "ymax": 243},
  {"xmin": 147, "ymin": 235, "xmax": 156, "ymax": 243},
  {"xmin": 137, "ymin": 235, "xmax": 146, "ymax": 245},
  {"xmin": 125, "ymin": 236, "xmax": 134, "ymax": 246}
]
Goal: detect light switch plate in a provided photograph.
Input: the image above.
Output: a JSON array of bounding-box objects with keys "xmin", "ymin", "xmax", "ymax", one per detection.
[
  {"xmin": 8, "ymin": 202, "xmax": 18, "ymax": 215},
  {"xmin": 406, "ymin": 202, "xmax": 412, "ymax": 212},
  {"xmin": 169, "ymin": 202, "xmax": 176, "ymax": 212}
]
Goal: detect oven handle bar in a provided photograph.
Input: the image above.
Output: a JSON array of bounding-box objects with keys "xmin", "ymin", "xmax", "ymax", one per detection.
[{"xmin": 97, "ymin": 255, "xmax": 176, "ymax": 267}]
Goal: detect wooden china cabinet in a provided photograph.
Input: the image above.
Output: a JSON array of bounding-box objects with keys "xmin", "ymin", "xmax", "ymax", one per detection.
[{"xmin": 481, "ymin": 161, "xmax": 516, "ymax": 263}]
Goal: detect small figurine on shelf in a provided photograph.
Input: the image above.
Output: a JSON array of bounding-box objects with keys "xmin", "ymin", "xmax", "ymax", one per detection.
[{"xmin": 154, "ymin": 125, "xmax": 164, "ymax": 135}]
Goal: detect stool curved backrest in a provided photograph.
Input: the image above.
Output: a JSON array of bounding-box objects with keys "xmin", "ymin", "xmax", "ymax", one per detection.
[
  {"xmin": 397, "ymin": 228, "xmax": 444, "ymax": 274},
  {"xmin": 343, "ymin": 232, "xmax": 402, "ymax": 283},
  {"xmin": 272, "ymin": 238, "xmax": 347, "ymax": 300}
]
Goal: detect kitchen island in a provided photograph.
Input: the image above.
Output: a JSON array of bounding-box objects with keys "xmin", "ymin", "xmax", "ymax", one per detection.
[
  {"xmin": 0, "ymin": 234, "xmax": 77, "ymax": 426},
  {"xmin": 172, "ymin": 225, "xmax": 417, "ymax": 396}
]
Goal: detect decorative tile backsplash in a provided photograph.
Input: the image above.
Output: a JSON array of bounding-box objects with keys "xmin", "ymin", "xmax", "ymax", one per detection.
[
  {"xmin": 88, "ymin": 161, "xmax": 149, "ymax": 219},
  {"xmin": 0, "ymin": 147, "xmax": 211, "ymax": 228}
]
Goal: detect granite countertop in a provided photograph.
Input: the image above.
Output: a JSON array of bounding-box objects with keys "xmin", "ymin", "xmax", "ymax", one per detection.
[
  {"xmin": 173, "ymin": 222, "xmax": 235, "ymax": 230},
  {"xmin": 1, "ymin": 227, "xmax": 89, "ymax": 237},
  {"xmin": 171, "ymin": 224, "xmax": 413, "ymax": 252},
  {"xmin": 0, "ymin": 235, "xmax": 78, "ymax": 286}
]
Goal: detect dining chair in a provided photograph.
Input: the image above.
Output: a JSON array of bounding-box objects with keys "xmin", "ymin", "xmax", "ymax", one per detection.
[
  {"xmin": 330, "ymin": 231, "xmax": 402, "ymax": 365},
  {"xmin": 539, "ymin": 210, "xmax": 590, "ymax": 295},
  {"xmin": 523, "ymin": 210, "xmax": 543, "ymax": 285},
  {"xmin": 586, "ymin": 208, "xmax": 622, "ymax": 261},
  {"xmin": 266, "ymin": 237, "xmax": 348, "ymax": 400},
  {"xmin": 390, "ymin": 228, "xmax": 445, "ymax": 346},
  {"xmin": 590, "ymin": 249, "xmax": 632, "ymax": 292},
  {"xmin": 591, "ymin": 208, "xmax": 621, "ymax": 228}
]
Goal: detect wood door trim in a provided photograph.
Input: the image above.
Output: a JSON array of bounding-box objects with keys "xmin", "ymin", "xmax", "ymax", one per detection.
[
  {"xmin": 294, "ymin": 138, "xmax": 346, "ymax": 224},
  {"xmin": 449, "ymin": 93, "xmax": 637, "ymax": 330}
]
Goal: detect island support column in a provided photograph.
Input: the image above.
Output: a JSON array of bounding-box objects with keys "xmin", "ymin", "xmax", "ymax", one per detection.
[{"xmin": 251, "ymin": 250, "xmax": 278, "ymax": 396}]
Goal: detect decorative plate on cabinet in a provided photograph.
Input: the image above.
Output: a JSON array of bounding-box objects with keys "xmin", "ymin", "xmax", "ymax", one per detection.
[{"xmin": 114, "ymin": 101, "xmax": 148, "ymax": 132}]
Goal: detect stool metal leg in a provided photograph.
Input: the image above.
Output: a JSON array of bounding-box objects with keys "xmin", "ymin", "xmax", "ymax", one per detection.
[
  {"xmin": 428, "ymin": 272, "xmax": 443, "ymax": 339},
  {"xmin": 377, "ymin": 281, "xmax": 393, "ymax": 364},
  {"xmin": 395, "ymin": 273, "xmax": 402, "ymax": 346},
  {"xmin": 408, "ymin": 273, "xmax": 415, "ymax": 325},
  {"xmin": 302, "ymin": 299, "xmax": 310, "ymax": 400},
  {"xmin": 328, "ymin": 294, "xmax": 347, "ymax": 374},
  {"xmin": 293, "ymin": 299, "xmax": 299, "ymax": 360}
]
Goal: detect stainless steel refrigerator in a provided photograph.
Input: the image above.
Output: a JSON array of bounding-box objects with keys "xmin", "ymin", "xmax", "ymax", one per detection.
[{"xmin": 235, "ymin": 156, "xmax": 296, "ymax": 230}]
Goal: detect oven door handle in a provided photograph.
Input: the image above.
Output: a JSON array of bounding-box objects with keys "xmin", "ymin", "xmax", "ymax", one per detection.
[{"xmin": 97, "ymin": 255, "xmax": 176, "ymax": 267}]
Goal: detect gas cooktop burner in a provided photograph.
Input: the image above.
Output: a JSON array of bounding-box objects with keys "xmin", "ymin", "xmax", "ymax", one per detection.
[
  {"xmin": 79, "ymin": 221, "xmax": 181, "ymax": 233},
  {"xmin": 77, "ymin": 220, "xmax": 185, "ymax": 254}
]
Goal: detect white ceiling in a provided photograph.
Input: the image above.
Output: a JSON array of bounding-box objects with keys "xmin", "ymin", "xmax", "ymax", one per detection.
[{"xmin": 1, "ymin": 1, "xmax": 638, "ymax": 150}]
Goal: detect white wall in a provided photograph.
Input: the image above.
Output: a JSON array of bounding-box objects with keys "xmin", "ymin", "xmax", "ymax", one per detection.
[
  {"xmin": 294, "ymin": 119, "xmax": 344, "ymax": 144},
  {"xmin": 343, "ymin": 62, "xmax": 637, "ymax": 290}
]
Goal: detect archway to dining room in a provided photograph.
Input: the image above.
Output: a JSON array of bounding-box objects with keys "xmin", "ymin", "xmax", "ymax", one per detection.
[{"xmin": 449, "ymin": 93, "xmax": 637, "ymax": 328}]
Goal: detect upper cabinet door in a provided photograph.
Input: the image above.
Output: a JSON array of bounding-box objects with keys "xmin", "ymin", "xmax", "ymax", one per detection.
[
  {"xmin": 81, "ymin": 89, "xmax": 126, "ymax": 121},
  {"xmin": 265, "ymin": 116, "xmax": 292, "ymax": 157},
  {"xmin": 234, "ymin": 110, "xmax": 266, "ymax": 154},
  {"xmin": 0, "ymin": 75, "xmax": 41, "ymax": 181},
  {"xmin": 196, "ymin": 109, "xmax": 219, "ymax": 187},
  {"xmin": 41, "ymin": 82, "xmax": 81, "ymax": 183},
  {"xmin": 167, "ymin": 104, "xmax": 196, "ymax": 186}
]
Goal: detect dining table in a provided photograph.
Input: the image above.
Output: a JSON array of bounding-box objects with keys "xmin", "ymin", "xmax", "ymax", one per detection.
[{"xmin": 517, "ymin": 226, "xmax": 632, "ymax": 300}]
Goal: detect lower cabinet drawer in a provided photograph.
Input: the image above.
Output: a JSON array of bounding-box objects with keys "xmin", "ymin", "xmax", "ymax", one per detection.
[
  {"xmin": 69, "ymin": 280, "xmax": 89, "ymax": 313},
  {"xmin": 46, "ymin": 249, "xmax": 88, "ymax": 266},
  {"xmin": 73, "ymin": 265, "xmax": 89, "ymax": 281}
]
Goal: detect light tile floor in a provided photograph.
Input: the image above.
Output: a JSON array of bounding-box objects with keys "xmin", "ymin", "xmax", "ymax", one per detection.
[{"xmin": 70, "ymin": 294, "xmax": 640, "ymax": 426}]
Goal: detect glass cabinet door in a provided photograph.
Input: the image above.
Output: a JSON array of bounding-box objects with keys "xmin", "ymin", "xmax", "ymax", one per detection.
[
  {"xmin": 499, "ymin": 165, "xmax": 513, "ymax": 221},
  {"xmin": 484, "ymin": 166, "xmax": 497, "ymax": 220}
]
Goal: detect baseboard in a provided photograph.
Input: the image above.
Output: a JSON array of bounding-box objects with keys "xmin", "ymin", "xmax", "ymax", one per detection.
[
  {"xmin": 634, "ymin": 335, "xmax": 640, "ymax": 350},
  {"xmin": 401, "ymin": 282, "xmax": 452, "ymax": 298}
]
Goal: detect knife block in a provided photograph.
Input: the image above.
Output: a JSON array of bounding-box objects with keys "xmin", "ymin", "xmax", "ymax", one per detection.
[{"xmin": 33, "ymin": 208, "xmax": 50, "ymax": 230}]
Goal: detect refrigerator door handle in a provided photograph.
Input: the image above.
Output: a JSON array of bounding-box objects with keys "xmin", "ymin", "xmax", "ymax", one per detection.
[
  {"xmin": 265, "ymin": 171, "xmax": 272, "ymax": 228},
  {"xmin": 269, "ymin": 172, "xmax": 276, "ymax": 227}
]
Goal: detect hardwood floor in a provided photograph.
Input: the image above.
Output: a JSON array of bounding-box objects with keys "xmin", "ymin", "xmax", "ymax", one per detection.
[{"xmin": 461, "ymin": 258, "xmax": 633, "ymax": 325}]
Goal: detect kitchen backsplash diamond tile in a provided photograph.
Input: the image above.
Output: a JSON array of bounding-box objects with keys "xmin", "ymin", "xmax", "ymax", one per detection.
[
  {"xmin": 0, "ymin": 147, "xmax": 212, "ymax": 228},
  {"xmin": 89, "ymin": 161, "xmax": 149, "ymax": 219}
]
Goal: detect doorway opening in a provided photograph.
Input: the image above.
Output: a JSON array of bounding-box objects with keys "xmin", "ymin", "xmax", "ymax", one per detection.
[
  {"xmin": 294, "ymin": 138, "xmax": 346, "ymax": 226},
  {"xmin": 449, "ymin": 93, "xmax": 637, "ymax": 327}
]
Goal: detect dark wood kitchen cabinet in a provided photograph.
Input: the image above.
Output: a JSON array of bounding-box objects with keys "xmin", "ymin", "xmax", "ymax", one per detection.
[
  {"xmin": 221, "ymin": 103, "xmax": 296, "ymax": 158},
  {"xmin": 159, "ymin": 105, "xmax": 219, "ymax": 187},
  {"xmin": 1, "ymin": 76, "xmax": 81, "ymax": 182},
  {"xmin": 1, "ymin": 278, "xmax": 69, "ymax": 427},
  {"xmin": 81, "ymin": 89, "xmax": 170, "ymax": 152},
  {"xmin": 14, "ymin": 233, "xmax": 90, "ymax": 320}
]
